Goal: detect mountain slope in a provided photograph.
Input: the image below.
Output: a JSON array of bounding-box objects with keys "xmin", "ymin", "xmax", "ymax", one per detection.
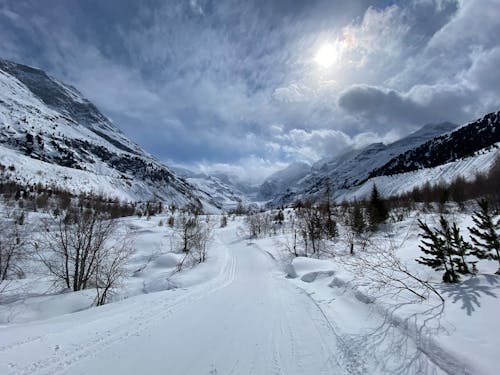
[
  {"xmin": 368, "ymin": 111, "xmax": 500, "ymax": 179},
  {"xmin": 266, "ymin": 121, "xmax": 458, "ymax": 206},
  {"xmin": 171, "ymin": 167, "xmax": 246, "ymax": 210},
  {"xmin": 259, "ymin": 162, "xmax": 310, "ymax": 200},
  {"xmin": 273, "ymin": 111, "xmax": 499, "ymax": 205},
  {"xmin": 339, "ymin": 144, "xmax": 499, "ymax": 202},
  {"xmin": 0, "ymin": 58, "xmax": 230, "ymax": 210}
]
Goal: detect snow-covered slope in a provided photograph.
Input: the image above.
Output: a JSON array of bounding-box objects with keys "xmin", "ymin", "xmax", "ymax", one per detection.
[
  {"xmin": 369, "ymin": 111, "xmax": 500, "ymax": 179},
  {"xmin": 337, "ymin": 110, "xmax": 500, "ymax": 201},
  {"xmin": 210, "ymin": 171, "xmax": 260, "ymax": 196},
  {"xmin": 171, "ymin": 167, "xmax": 246, "ymax": 210},
  {"xmin": 339, "ymin": 144, "xmax": 500, "ymax": 201},
  {"xmin": 259, "ymin": 162, "xmax": 310, "ymax": 200},
  {"xmin": 267, "ymin": 122, "xmax": 458, "ymax": 206},
  {"xmin": 0, "ymin": 58, "xmax": 230, "ymax": 211}
]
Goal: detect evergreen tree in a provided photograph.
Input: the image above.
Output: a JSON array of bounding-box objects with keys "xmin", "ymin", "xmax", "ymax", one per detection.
[
  {"xmin": 320, "ymin": 179, "xmax": 338, "ymax": 239},
  {"xmin": 468, "ymin": 199, "xmax": 500, "ymax": 274},
  {"xmin": 450, "ymin": 222, "xmax": 474, "ymax": 274},
  {"xmin": 417, "ymin": 218, "xmax": 449, "ymax": 279},
  {"xmin": 368, "ymin": 184, "xmax": 388, "ymax": 230},
  {"xmin": 274, "ymin": 210, "xmax": 285, "ymax": 224},
  {"xmin": 416, "ymin": 216, "xmax": 469, "ymax": 283},
  {"xmin": 220, "ymin": 215, "xmax": 228, "ymax": 228},
  {"xmin": 323, "ymin": 215, "xmax": 338, "ymax": 239},
  {"xmin": 350, "ymin": 201, "xmax": 365, "ymax": 235}
]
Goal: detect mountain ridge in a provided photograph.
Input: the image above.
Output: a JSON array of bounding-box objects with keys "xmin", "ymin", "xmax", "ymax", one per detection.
[
  {"xmin": 0, "ymin": 58, "xmax": 242, "ymax": 211},
  {"xmin": 263, "ymin": 120, "xmax": 459, "ymax": 206},
  {"xmin": 367, "ymin": 111, "xmax": 500, "ymax": 179}
]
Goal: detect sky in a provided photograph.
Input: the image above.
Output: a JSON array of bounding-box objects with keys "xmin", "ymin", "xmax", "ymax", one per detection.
[{"xmin": 1, "ymin": 0, "xmax": 499, "ymax": 184}]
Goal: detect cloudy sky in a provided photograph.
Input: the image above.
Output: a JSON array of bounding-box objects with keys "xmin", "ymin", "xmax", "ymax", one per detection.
[{"xmin": 1, "ymin": 0, "xmax": 499, "ymax": 183}]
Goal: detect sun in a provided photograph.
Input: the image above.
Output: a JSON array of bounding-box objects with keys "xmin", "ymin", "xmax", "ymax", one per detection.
[{"xmin": 314, "ymin": 43, "xmax": 338, "ymax": 68}]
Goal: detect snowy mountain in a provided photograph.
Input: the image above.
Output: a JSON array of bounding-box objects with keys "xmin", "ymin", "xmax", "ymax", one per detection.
[
  {"xmin": 0, "ymin": 58, "xmax": 234, "ymax": 211},
  {"xmin": 210, "ymin": 171, "xmax": 260, "ymax": 197},
  {"xmin": 259, "ymin": 162, "xmax": 310, "ymax": 200},
  {"xmin": 266, "ymin": 121, "xmax": 458, "ymax": 206},
  {"xmin": 368, "ymin": 111, "xmax": 500, "ymax": 179},
  {"xmin": 170, "ymin": 167, "xmax": 246, "ymax": 210},
  {"xmin": 338, "ymin": 144, "xmax": 499, "ymax": 202}
]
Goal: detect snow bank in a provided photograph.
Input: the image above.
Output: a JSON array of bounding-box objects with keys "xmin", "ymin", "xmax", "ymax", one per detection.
[
  {"xmin": 268, "ymin": 212, "xmax": 500, "ymax": 374},
  {"xmin": 0, "ymin": 214, "xmax": 229, "ymax": 324}
]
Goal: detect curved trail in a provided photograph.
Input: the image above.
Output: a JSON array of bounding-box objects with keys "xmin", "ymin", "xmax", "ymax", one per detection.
[{"xmin": 0, "ymin": 226, "xmax": 351, "ymax": 375}]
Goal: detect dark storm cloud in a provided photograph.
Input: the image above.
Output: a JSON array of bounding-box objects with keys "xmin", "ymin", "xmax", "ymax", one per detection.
[
  {"xmin": 338, "ymin": 83, "xmax": 473, "ymax": 127},
  {"xmin": 0, "ymin": 0, "xmax": 499, "ymax": 182}
]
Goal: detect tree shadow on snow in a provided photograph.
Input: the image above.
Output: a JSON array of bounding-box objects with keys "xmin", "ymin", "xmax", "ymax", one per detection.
[
  {"xmin": 346, "ymin": 299, "xmax": 481, "ymax": 375},
  {"xmin": 441, "ymin": 274, "xmax": 498, "ymax": 316},
  {"xmin": 345, "ymin": 302, "xmax": 450, "ymax": 375}
]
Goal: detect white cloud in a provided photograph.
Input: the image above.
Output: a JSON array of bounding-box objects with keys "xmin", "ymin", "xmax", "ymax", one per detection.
[
  {"xmin": 463, "ymin": 46, "xmax": 500, "ymax": 94},
  {"xmin": 0, "ymin": 0, "xmax": 498, "ymax": 179},
  {"xmin": 177, "ymin": 157, "xmax": 289, "ymax": 186},
  {"xmin": 427, "ymin": 0, "xmax": 500, "ymax": 50}
]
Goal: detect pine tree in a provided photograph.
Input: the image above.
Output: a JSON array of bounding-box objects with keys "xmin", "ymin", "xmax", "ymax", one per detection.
[
  {"xmin": 351, "ymin": 201, "xmax": 365, "ymax": 235},
  {"xmin": 323, "ymin": 215, "xmax": 338, "ymax": 239},
  {"xmin": 417, "ymin": 218, "xmax": 449, "ymax": 279},
  {"xmin": 416, "ymin": 216, "xmax": 469, "ymax": 283},
  {"xmin": 220, "ymin": 215, "xmax": 228, "ymax": 228},
  {"xmin": 320, "ymin": 179, "xmax": 338, "ymax": 239},
  {"xmin": 274, "ymin": 210, "xmax": 285, "ymax": 224},
  {"xmin": 468, "ymin": 199, "xmax": 500, "ymax": 274},
  {"xmin": 450, "ymin": 222, "xmax": 474, "ymax": 274},
  {"xmin": 368, "ymin": 184, "xmax": 388, "ymax": 230}
]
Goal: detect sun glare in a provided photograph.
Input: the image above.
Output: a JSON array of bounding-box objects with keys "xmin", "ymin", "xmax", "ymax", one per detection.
[{"xmin": 314, "ymin": 43, "xmax": 338, "ymax": 68}]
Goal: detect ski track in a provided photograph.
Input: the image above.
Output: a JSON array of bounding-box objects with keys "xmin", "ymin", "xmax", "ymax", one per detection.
[
  {"xmin": 0, "ymin": 226, "xmax": 350, "ymax": 375},
  {"xmin": 0, "ymin": 222, "xmax": 473, "ymax": 375},
  {"xmin": 1, "ymin": 250, "xmax": 237, "ymax": 374}
]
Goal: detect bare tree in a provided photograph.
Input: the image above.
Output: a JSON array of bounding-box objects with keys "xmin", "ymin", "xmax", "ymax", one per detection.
[
  {"xmin": 94, "ymin": 234, "xmax": 134, "ymax": 306},
  {"xmin": 295, "ymin": 203, "xmax": 333, "ymax": 256},
  {"xmin": 174, "ymin": 213, "xmax": 213, "ymax": 270},
  {"xmin": 245, "ymin": 212, "xmax": 272, "ymax": 238},
  {"xmin": 340, "ymin": 225, "xmax": 444, "ymax": 302},
  {"xmin": 191, "ymin": 219, "xmax": 213, "ymax": 264},
  {"xmin": 342, "ymin": 245, "xmax": 444, "ymax": 302},
  {"xmin": 220, "ymin": 215, "xmax": 228, "ymax": 228},
  {"xmin": 284, "ymin": 215, "xmax": 299, "ymax": 257},
  {"xmin": 0, "ymin": 209, "xmax": 27, "ymax": 293},
  {"xmin": 36, "ymin": 208, "xmax": 133, "ymax": 304}
]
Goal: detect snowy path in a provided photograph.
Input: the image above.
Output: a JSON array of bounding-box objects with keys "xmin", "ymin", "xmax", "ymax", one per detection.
[{"xmin": 0, "ymin": 226, "xmax": 353, "ymax": 375}]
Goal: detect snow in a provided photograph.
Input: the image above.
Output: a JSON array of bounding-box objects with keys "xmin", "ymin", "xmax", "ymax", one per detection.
[
  {"xmin": 186, "ymin": 175, "xmax": 245, "ymax": 211},
  {"xmin": 1, "ymin": 213, "xmax": 498, "ymax": 374},
  {"xmin": 0, "ymin": 61, "xmax": 233, "ymax": 211},
  {"xmin": 263, "ymin": 122, "xmax": 458, "ymax": 205},
  {"xmin": 262, "ymin": 212, "xmax": 500, "ymax": 375},
  {"xmin": 0, "ymin": 217, "xmax": 345, "ymax": 374},
  {"xmin": 1, "ymin": 58, "xmax": 499, "ymax": 374},
  {"xmin": 339, "ymin": 146, "xmax": 500, "ymax": 201},
  {"xmin": 0, "ymin": 144, "xmax": 139, "ymax": 202},
  {"xmin": 259, "ymin": 161, "xmax": 311, "ymax": 199}
]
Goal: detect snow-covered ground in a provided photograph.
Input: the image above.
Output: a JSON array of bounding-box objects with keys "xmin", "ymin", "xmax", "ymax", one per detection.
[
  {"xmin": 339, "ymin": 146, "xmax": 500, "ymax": 201},
  {"xmin": 0, "ymin": 216, "xmax": 346, "ymax": 374},
  {"xmin": 258, "ymin": 210, "xmax": 500, "ymax": 374},
  {"xmin": 0, "ymin": 213, "xmax": 498, "ymax": 374}
]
